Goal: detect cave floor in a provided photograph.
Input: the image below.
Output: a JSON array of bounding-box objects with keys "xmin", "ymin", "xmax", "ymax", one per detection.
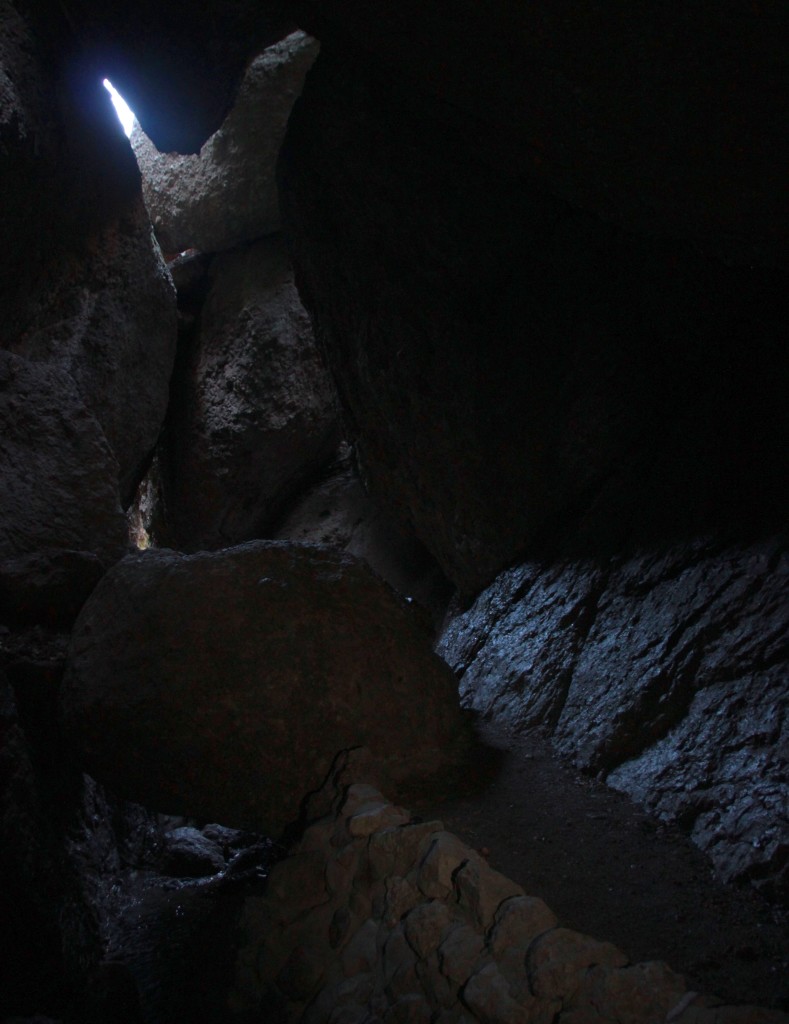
[{"xmin": 422, "ymin": 723, "xmax": 788, "ymax": 1009}]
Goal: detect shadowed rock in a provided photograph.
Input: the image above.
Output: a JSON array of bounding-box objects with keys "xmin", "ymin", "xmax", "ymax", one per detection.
[
  {"xmin": 0, "ymin": 353, "xmax": 127, "ymax": 619},
  {"xmin": 132, "ymin": 31, "xmax": 319, "ymax": 255},
  {"xmin": 159, "ymin": 235, "xmax": 341, "ymax": 550},
  {"xmin": 61, "ymin": 542, "xmax": 476, "ymax": 834},
  {"xmin": 438, "ymin": 536, "xmax": 789, "ymax": 903}
]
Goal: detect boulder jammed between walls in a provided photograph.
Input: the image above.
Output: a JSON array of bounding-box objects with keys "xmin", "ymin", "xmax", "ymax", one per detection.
[
  {"xmin": 132, "ymin": 31, "xmax": 319, "ymax": 255},
  {"xmin": 61, "ymin": 541, "xmax": 476, "ymax": 833},
  {"xmin": 158, "ymin": 235, "xmax": 341, "ymax": 551}
]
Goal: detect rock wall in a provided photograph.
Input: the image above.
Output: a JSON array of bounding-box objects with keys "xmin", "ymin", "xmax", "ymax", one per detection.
[
  {"xmin": 1, "ymin": 0, "xmax": 177, "ymax": 507},
  {"xmin": 157, "ymin": 236, "xmax": 341, "ymax": 551},
  {"xmin": 438, "ymin": 538, "xmax": 789, "ymax": 903},
  {"xmin": 2, "ymin": 0, "xmax": 788, "ymax": 1018},
  {"xmin": 231, "ymin": 773, "xmax": 786, "ymax": 1023},
  {"xmin": 0, "ymin": 0, "xmax": 176, "ymax": 620}
]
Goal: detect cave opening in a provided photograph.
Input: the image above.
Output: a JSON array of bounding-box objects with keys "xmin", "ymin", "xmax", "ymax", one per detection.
[{"xmin": 102, "ymin": 78, "xmax": 136, "ymax": 138}]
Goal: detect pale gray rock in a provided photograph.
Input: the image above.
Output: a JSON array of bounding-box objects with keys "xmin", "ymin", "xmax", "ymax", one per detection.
[
  {"xmin": 160, "ymin": 235, "xmax": 341, "ymax": 551},
  {"xmin": 61, "ymin": 542, "xmax": 475, "ymax": 833},
  {"xmin": 438, "ymin": 537, "xmax": 789, "ymax": 902},
  {"xmin": 159, "ymin": 826, "xmax": 225, "ymax": 878},
  {"xmin": 132, "ymin": 32, "xmax": 319, "ymax": 254}
]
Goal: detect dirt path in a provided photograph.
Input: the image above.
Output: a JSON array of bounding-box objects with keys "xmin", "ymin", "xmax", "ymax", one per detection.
[{"xmin": 424, "ymin": 724, "xmax": 788, "ymax": 1010}]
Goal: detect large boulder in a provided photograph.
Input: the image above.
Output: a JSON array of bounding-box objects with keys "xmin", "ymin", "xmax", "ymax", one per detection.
[
  {"xmin": 1, "ymin": 0, "xmax": 177, "ymax": 507},
  {"xmin": 279, "ymin": 48, "xmax": 789, "ymax": 595},
  {"xmin": 158, "ymin": 235, "xmax": 341, "ymax": 551},
  {"xmin": 437, "ymin": 537, "xmax": 789, "ymax": 903},
  {"xmin": 132, "ymin": 31, "xmax": 319, "ymax": 254},
  {"xmin": 8, "ymin": 196, "xmax": 177, "ymax": 506},
  {"xmin": 61, "ymin": 542, "xmax": 475, "ymax": 833},
  {"xmin": 0, "ymin": 352, "xmax": 127, "ymax": 623}
]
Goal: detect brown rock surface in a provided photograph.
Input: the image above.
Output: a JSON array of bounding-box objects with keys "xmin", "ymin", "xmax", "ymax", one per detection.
[
  {"xmin": 132, "ymin": 31, "xmax": 319, "ymax": 254},
  {"xmin": 1, "ymin": 0, "xmax": 177, "ymax": 506},
  {"xmin": 159, "ymin": 235, "xmax": 341, "ymax": 550},
  {"xmin": 273, "ymin": 447, "xmax": 453, "ymax": 625},
  {"xmin": 61, "ymin": 542, "xmax": 475, "ymax": 833},
  {"xmin": 0, "ymin": 352, "xmax": 127, "ymax": 599}
]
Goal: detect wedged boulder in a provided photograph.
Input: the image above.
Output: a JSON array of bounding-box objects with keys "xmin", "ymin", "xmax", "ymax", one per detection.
[
  {"xmin": 10, "ymin": 197, "xmax": 177, "ymax": 506},
  {"xmin": 0, "ymin": 352, "xmax": 127, "ymax": 620},
  {"xmin": 132, "ymin": 31, "xmax": 319, "ymax": 254},
  {"xmin": 61, "ymin": 542, "xmax": 475, "ymax": 833},
  {"xmin": 279, "ymin": 48, "xmax": 789, "ymax": 595},
  {"xmin": 1, "ymin": 2, "xmax": 177, "ymax": 507},
  {"xmin": 438, "ymin": 537, "xmax": 789, "ymax": 902},
  {"xmin": 159, "ymin": 235, "xmax": 341, "ymax": 551}
]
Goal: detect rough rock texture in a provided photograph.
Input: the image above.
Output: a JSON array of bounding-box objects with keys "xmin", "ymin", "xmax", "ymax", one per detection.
[
  {"xmin": 61, "ymin": 542, "xmax": 476, "ymax": 833},
  {"xmin": 230, "ymin": 776, "xmax": 786, "ymax": 1022},
  {"xmin": 273, "ymin": 446, "xmax": 453, "ymax": 626},
  {"xmin": 158, "ymin": 827, "xmax": 226, "ymax": 878},
  {"xmin": 7, "ymin": 199, "xmax": 177, "ymax": 505},
  {"xmin": 438, "ymin": 537, "xmax": 789, "ymax": 903},
  {"xmin": 0, "ymin": 352, "xmax": 127, "ymax": 618},
  {"xmin": 158, "ymin": 236, "xmax": 341, "ymax": 551},
  {"xmin": 132, "ymin": 32, "xmax": 319, "ymax": 254},
  {"xmin": 279, "ymin": 48, "xmax": 789, "ymax": 595},
  {"xmin": 1, "ymin": 0, "xmax": 177, "ymax": 507}
]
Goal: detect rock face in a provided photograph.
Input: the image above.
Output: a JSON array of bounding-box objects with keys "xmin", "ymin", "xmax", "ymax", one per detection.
[
  {"xmin": 61, "ymin": 542, "xmax": 476, "ymax": 833},
  {"xmin": 438, "ymin": 537, "xmax": 789, "ymax": 903},
  {"xmin": 279, "ymin": 48, "xmax": 789, "ymax": 596},
  {"xmin": 159, "ymin": 236, "xmax": 341, "ymax": 551},
  {"xmin": 230, "ymin": 775, "xmax": 786, "ymax": 1023},
  {"xmin": 273, "ymin": 446, "xmax": 453, "ymax": 626},
  {"xmin": 132, "ymin": 31, "xmax": 319, "ymax": 254},
  {"xmin": 1, "ymin": 0, "xmax": 177, "ymax": 508},
  {"xmin": 0, "ymin": 352, "xmax": 127, "ymax": 622},
  {"xmin": 8, "ymin": 198, "xmax": 177, "ymax": 506}
]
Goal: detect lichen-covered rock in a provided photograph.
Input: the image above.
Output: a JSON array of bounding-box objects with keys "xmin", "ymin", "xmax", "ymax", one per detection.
[
  {"xmin": 159, "ymin": 235, "xmax": 341, "ymax": 551},
  {"xmin": 0, "ymin": 353, "xmax": 127, "ymax": 614},
  {"xmin": 61, "ymin": 542, "xmax": 475, "ymax": 832},
  {"xmin": 438, "ymin": 537, "xmax": 789, "ymax": 902},
  {"xmin": 132, "ymin": 32, "xmax": 319, "ymax": 254}
]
